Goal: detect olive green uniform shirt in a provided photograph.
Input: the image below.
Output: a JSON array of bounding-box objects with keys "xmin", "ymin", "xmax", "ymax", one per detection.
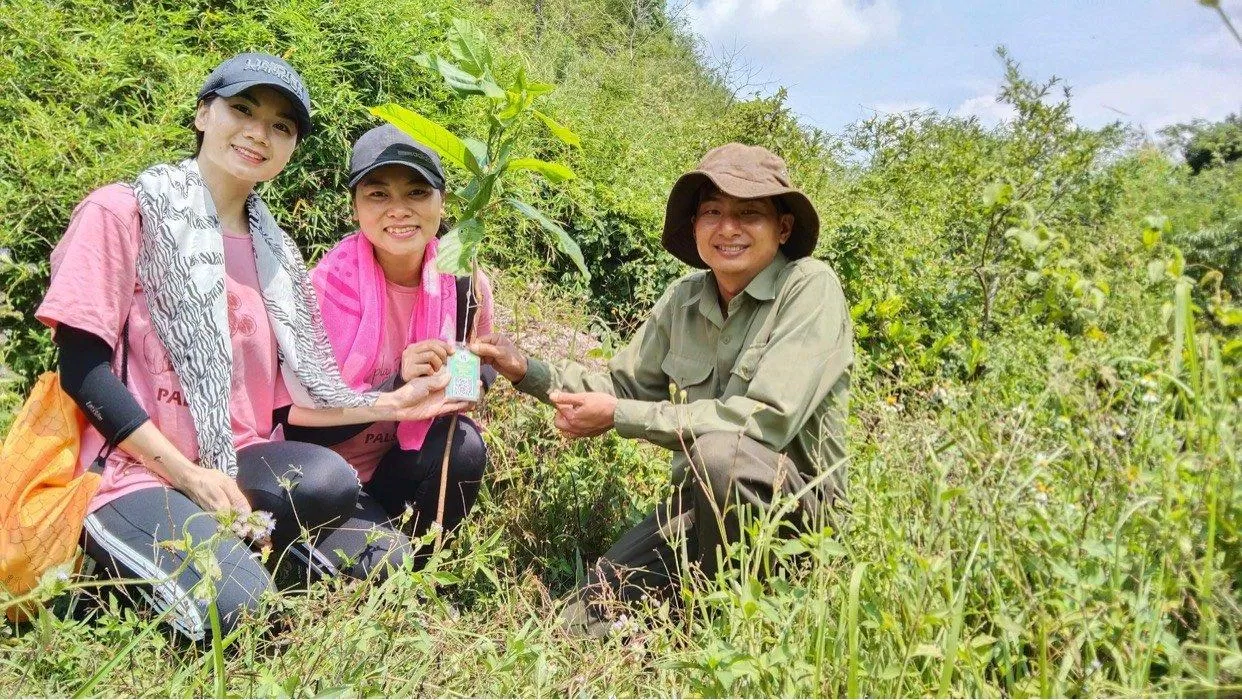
[{"xmin": 516, "ymin": 253, "xmax": 853, "ymax": 499}]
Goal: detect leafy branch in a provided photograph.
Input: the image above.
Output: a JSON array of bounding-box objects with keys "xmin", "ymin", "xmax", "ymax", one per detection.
[{"xmin": 369, "ymin": 18, "xmax": 589, "ymax": 281}]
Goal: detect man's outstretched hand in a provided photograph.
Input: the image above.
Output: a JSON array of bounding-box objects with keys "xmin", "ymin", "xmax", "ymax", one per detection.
[
  {"xmin": 549, "ymin": 390, "xmax": 617, "ymax": 439},
  {"xmin": 470, "ymin": 332, "xmax": 528, "ymax": 384}
]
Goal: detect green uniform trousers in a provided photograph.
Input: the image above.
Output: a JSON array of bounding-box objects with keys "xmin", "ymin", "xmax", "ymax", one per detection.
[{"xmin": 570, "ymin": 431, "xmax": 830, "ymax": 627}]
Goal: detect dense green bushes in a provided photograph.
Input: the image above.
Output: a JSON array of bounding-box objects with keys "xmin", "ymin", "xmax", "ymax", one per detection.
[
  {"xmin": 0, "ymin": 0, "xmax": 716, "ymax": 380},
  {"xmin": 1, "ymin": 0, "xmax": 1238, "ymax": 695}
]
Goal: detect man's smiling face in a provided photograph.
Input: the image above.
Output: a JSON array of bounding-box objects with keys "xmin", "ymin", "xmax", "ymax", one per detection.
[{"xmin": 692, "ymin": 189, "xmax": 793, "ymax": 293}]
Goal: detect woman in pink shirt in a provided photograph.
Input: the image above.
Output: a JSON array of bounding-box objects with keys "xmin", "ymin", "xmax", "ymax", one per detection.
[
  {"xmin": 35, "ymin": 54, "xmax": 466, "ymax": 642},
  {"xmin": 306, "ymin": 125, "xmax": 494, "ymax": 577}
]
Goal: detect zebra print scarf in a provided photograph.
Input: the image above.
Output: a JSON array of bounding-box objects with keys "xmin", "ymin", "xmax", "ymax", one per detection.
[{"xmin": 133, "ymin": 159, "xmax": 376, "ymax": 477}]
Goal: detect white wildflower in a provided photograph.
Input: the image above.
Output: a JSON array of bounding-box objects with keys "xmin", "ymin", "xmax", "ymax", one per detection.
[
  {"xmin": 610, "ymin": 614, "xmax": 631, "ymax": 635},
  {"xmin": 229, "ymin": 510, "xmax": 277, "ymax": 542}
]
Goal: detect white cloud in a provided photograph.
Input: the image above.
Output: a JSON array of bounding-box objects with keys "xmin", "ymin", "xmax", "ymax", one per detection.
[
  {"xmin": 945, "ymin": 60, "xmax": 1242, "ymax": 133},
  {"xmin": 1072, "ymin": 64, "xmax": 1242, "ymax": 131},
  {"xmin": 684, "ymin": 0, "xmax": 900, "ymax": 60},
  {"xmin": 951, "ymin": 93, "xmax": 1017, "ymax": 126},
  {"xmin": 1188, "ymin": 23, "xmax": 1242, "ymax": 59}
]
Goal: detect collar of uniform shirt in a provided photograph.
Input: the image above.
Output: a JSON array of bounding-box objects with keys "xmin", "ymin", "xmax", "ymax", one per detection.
[{"xmin": 690, "ymin": 251, "xmax": 789, "ymax": 324}]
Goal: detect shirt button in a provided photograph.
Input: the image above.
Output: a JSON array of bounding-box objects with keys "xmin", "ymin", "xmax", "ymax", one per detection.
[{"xmin": 722, "ymin": 335, "xmax": 733, "ymax": 344}]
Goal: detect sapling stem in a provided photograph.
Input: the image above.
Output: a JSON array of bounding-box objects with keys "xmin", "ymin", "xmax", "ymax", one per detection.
[{"xmin": 434, "ymin": 260, "xmax": 480, "ymax": 552}]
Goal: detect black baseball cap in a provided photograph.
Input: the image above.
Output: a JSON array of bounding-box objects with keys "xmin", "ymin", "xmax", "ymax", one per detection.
[
  {"xmin": 197, "ymin": 52, "xmax": 313, "ymax": 139},
  {"xmin": 348, "ymin": 124, "xmax": 446, "ymax": 190}
]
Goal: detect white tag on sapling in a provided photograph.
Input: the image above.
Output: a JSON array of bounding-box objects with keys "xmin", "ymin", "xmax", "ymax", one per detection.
[{"xmin": 445, "ymin": 344, "xmax": 481, "ymax": 402}]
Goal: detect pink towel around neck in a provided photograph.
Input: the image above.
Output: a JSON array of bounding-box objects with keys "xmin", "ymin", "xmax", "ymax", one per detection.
[{"xmin": 310, "ymin": 231, "xmax": 456, "ymax": 450}]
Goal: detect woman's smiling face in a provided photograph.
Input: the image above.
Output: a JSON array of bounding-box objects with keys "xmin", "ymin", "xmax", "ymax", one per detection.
[
  {"xmin": 194, "ymin": 85, "xmax": 299, "ymax": 185},
  {"xmin": 352, "ymin": 164, "xmax": 444, "ymax": 282}
]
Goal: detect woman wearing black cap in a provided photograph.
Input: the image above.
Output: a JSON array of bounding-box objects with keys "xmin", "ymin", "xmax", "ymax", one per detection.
[
  {"xmin": 289, "ymin": 124, "xmax": 496, "ymax": 578},
  {"xmin": 33, "ymin": 53, "xmax": 469, "ymax": 641}
]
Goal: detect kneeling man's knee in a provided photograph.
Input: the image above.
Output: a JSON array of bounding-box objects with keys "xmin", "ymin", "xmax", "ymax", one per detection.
[{"xmin": 688, "ymin": 432, "xmax": 748, "ymax": 503}]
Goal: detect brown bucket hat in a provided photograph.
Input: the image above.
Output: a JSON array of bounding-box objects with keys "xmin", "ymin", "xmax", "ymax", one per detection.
[{"xmin": 661, "ymin": 143, "xmax": 820, "ymax": 268}]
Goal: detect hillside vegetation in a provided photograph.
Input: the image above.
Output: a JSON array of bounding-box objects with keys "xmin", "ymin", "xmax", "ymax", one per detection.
[{"xmin": 0, "ymin": 0, "xmax": 1238, "ymax": 696}]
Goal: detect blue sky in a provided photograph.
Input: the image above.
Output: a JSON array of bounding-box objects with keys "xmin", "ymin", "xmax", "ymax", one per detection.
[{"xmin": 678, "ymin": 0, "xmax": 1242, "ymax": 135}]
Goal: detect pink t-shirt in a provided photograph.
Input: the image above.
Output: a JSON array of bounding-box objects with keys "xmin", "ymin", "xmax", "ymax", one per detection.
[
  {"xmin": 35, "ymin": 184, "xmax": 292, "ymax": 512},
  {"xmin": 330, "ymin": 273, "xmax": 494, "ymax": 483}
]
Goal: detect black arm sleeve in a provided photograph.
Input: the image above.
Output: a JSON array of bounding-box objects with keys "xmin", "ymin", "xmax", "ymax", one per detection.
[
  {"xmin": 55, "ymin": 325, "xmax": 148, "ymax": 446},
  {"xmin": 272, "ymin": 405, "xmax": 372, "ymax": 446}
]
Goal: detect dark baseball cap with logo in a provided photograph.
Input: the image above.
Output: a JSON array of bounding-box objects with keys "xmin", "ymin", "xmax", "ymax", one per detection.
[
  {"xmin": 348, "ymin": 124, "xmax": 446, "ymax": 190},
  {"xmin": 197, "ymin": 52, "xmax": 313, "ymax": 139}
]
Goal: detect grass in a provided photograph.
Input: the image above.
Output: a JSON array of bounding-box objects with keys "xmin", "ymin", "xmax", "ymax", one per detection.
[
  {"xmin": 1, "ymin": 0, "xmax": 1237, "ymax": 694},
  {"xmin": 1, "ymin": 263, "xmax": 1237, "ymax": 698}
]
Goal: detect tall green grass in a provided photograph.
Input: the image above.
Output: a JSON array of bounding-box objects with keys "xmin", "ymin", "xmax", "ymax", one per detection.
[
  {"xmin": 2, "ymin": 255, "xmax": 1236, "ymax": 696},
  {"xmin": 1, "ymin": 0, "xmax": 1238, "ymax": 695}
]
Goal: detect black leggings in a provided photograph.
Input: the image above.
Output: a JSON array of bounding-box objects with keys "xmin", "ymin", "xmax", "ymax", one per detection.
[
  {"xmin": 82, "ymin": 418, "xmax": 486, "ymax": 641},
  {"xmin": 313, "ymin": 415, "xmax": 488, "ymax": 579},
  {"xmin": 82, "ymin": 440, "xmax": 361, "ymax": 641}
]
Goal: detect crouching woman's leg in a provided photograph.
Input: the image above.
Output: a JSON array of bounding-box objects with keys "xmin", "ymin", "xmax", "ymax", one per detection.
[
  {"xmin": 311, "ymin": 494, "xmax": 416, "ymax": 582},
  {"xmin": 365, "ymin": 415, "xmax": 488, "ymax": 539},
  {"xmin": 83, "ymin": 487, "xmax": 274, "ymax": 643},
  {"xmin": 234, "ymin": 441, "xmax": 361, "ymax": 576}
]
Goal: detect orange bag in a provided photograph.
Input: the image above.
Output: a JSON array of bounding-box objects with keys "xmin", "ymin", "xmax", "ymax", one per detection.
[{"xmin": 0, "ymin": 372, "xmax": 99, "ymax": 618}]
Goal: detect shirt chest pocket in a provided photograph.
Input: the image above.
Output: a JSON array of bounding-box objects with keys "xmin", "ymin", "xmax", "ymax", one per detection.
[
  {"xmin": 728, "ymin": 341, "xmax": 766, "ymax": 386},
  {"xmin": 661, "ymin": 353, "xmax": 713, "ymax": 401}
]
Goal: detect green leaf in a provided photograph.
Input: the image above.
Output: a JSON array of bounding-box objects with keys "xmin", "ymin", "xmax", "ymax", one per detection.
[
  {"xmin": 447, "ymin": 18, "xmax": 493, "ymax": 77},
  {"xmin": 478, "ymin": 69, "xmax": 506, "ymax": 100},
  {"xmin": 505, "ymin": 198, "xmax": 589, "ymax": 280},
  {"xmin": 462, "ymin": 138, "xmax": 489, "ymax": 170},
  {"xmin": 311, "ymin": 687, "xmax": 356, "ymax": 699},
  {"xmin": 370, "ymin": 103, "xmax": 479, "ymax": 175},
  {"xmin": 524, "ymin": 81, "xmax": 556, "ymax": 96},
  {"xmin": 431, "ymin": 56, "xmax": 489, "ymax": 96},
  {"xmin": 1169, "ymin": 248, "xmax": 1186, "ymax": 277},
  {"xmin": 507, "ymin": 157, "xmax": 575, "ymax": 183},
  {"xmin": 969, "ymin": 634, "xmax": 997, "ymax": 650},
  {"xmin": 1143, "ymin": 213, "xmax": 1168, "ymax": 231},
  {"xmin": 497, "ymin": 93, "xmax": 524, "ymax": 122},
  {"xmin": 430, "ymin": 569, "xmax": 462, "ymax": 585},
  {"xmin": 496, "ymin": 140, "xmax": 515, "ymax": 168},
  {"xmin": 531, "ymin": 109, "xmax": 581, "ymax": 147},
  {"xmin": 459, "ymin": 174, "xmax": 496, "ymax": 221},
  {"xmin": 913, "ymin": 644, "xmax": 944, "ymax": 659},
  {"xmin": 982, "ymin": 181, "xmax": 1014, "ymax": 208},
  {"xmin": 1142, "ymin": 225, "xmax": 1162, "ymax": 248},
  {"xmin": 849, "ymin": 296, "xmax": 873, "ymax": 320},
  {"xmin": 435, "ymin": 218, "xmax": 484, "ymax": 275},
  {"xmin": 774, "ymin": 538, "xmax": 809, "ymax": 557},
  {"xmin": 875, "ymin": 295, "xmax": 904, "ymax": 319},
  {"xmin": 1009, "ymin": 227, "xmax": 1041, "ymax": 253},
  {"xmin": 517, "ymin": 68, "xmax": 556, "ymax": 97}
]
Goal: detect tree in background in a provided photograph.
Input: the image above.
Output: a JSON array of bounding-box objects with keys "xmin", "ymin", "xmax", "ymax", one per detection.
[{"xmin": 1162, "ymin": 114, "xmax": 1242, "ymax": 174}]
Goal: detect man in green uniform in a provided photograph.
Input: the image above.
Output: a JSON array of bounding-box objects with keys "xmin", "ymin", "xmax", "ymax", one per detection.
[{"xmin": 472, "ymin": 143, "xmax": 852, "ymax": 631}]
